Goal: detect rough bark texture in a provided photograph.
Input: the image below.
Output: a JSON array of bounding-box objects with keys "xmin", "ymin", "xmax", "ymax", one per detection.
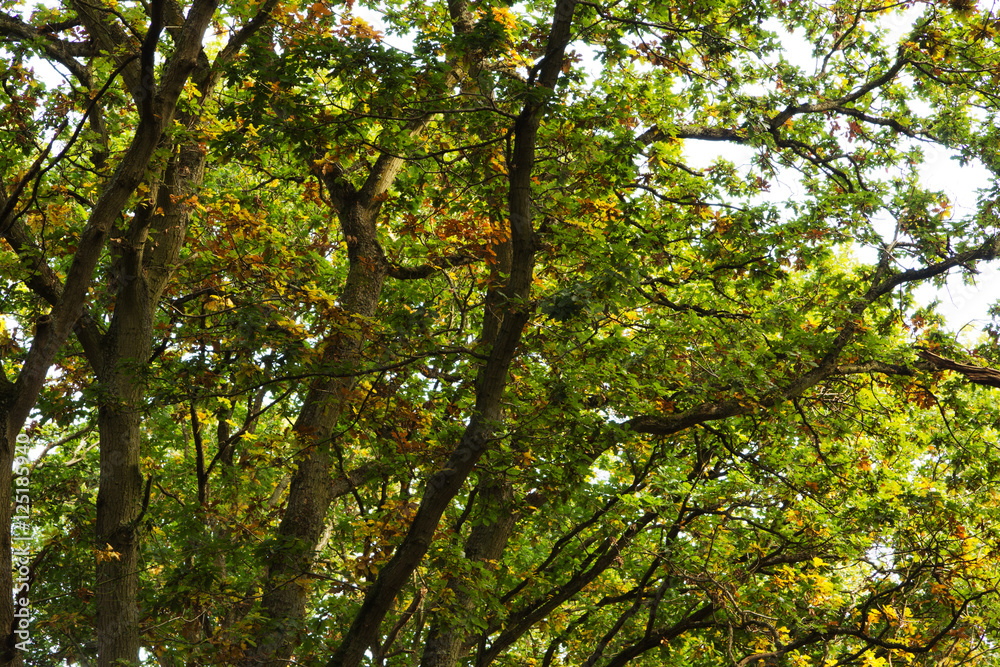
[
  {"xmin": 421, "ymin": 197, "xmax": 513, "ymax": 667},
  {"xmin": 237, "ymin": 2, "xmax": 495, "ymax": 661},
  {"xmin": 0, "ymin": 0, "xmax": 219, "ymax": 662},
  {"xmin": 95, "ymin": 138, "xmax": 213, "ymax": 664},
  {"xmin": 244, "ymin": 195, "xmax": 388, "ymax": 665},
  {"xmin": 85, "ymin": 0, "xmax": 280, "ymax": 656},
  {"xmin": 0, "ymin": 408, "xmax": 19, "ymax": 666},
  {"xmin": 94, "ymin": 295, "xmax": 150, "ymax": 666}
]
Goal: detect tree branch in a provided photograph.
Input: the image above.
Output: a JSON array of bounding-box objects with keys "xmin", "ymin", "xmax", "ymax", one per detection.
[
  {"xmin": 917, "ymin": 349, "xmax": 1000, "ymax": 388},
  {"xmin": 627, "ymin": 238, "xmax": 1000, "ymax": 437},
  {"xmin": 386, "ymin": 254, "xmax": 479, "ymax": 280},
  {"xmin": 0, "ymin": 10, "xmax": 91, "ymax": 80}
]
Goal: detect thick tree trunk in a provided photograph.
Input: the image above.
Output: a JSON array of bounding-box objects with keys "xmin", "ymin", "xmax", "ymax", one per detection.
[
  {"xmin": 245, "ymin": 199, "xmax": 388, "ymax": 665},
  {"xmin": 421, "ymin": 217, "xmax": 515, "ymax": 667},
  {"xmin": 325, "ymin": 2, "xmax": 576, "ymax": 661},
  {"xmin": 0, "ymin": 1, "xmax": 264, "ymax": 663},
  {"xmin": 95, "ymin": 324, "xmax": 148, "ymax": 666},
  {"xmin": 0, "ymin": 15, "xmax": 217, "ymax": 666},
  {"xmin": 94, "ymin": 105, "xmax": 212, "ymax": 667},
  {"xmin": 0, "ymin": 89, "xmax": 172, "ymax": 667},
  {"xmin": 0, "ymin": 406, "xmax": 20, "ymax": 666}
]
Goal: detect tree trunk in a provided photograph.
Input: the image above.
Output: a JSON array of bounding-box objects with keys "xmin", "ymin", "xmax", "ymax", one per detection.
[
  {"xmin": 0, "ymin": 405, "xmax": 21, "ymax": 666},
  {"xmin": 94, "ymin": 93, "xmax": 213, "ymax": 667},
  {"xmin": 421, "ymin": 209, "xmax": 515, "ymax": 667},
  {"xmin": 420, "ymin": 479, "xmax": 515, "ymax": 667},
  {"xmin": 246, "ymin": 198, "xmax": 388, "ymax": 665},
  {"xmin": 95, "ymin": 327, "xmax": 147, "ymax": 666}
]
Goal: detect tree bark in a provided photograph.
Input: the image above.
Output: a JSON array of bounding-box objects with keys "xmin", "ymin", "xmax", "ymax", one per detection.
[
  {"xmin": 326, "ymin": 4, "xmax": 577, "ymax": 665},
  {"xmin": 86, "ymin": 0, "xmax": 285, "ymax": 655},
  {"xmin": 0, "ymin": 403, "xmax": 21, "ymax": 666},
  {"xmin": 421, "ymin": 193, "xmax": 514, "ymax": 667},
  {"xmin": 94, "ymin": 140, "xmax": 212, "ymax": 663},
  {"xmin": 94, "ymin": 291, "xmax": 150, "ymax": 666},
  {"xmin": 0, "ymin": 0, "xmax": 219, "ymax": 662},
  {"xmin": 240, "ymin": 2, "xmax": 502, "ymax": 660},
  {"xmin": 244, "ymin": 196, "xmax": 388, "ymax": 665}
]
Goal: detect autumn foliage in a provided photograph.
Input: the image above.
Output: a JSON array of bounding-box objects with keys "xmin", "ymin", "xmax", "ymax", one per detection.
[{"xmin": 4, "ymin": 0, "xmax": 1000, "ymax": 665}]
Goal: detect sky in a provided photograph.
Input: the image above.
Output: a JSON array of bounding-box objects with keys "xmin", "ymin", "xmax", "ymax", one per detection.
[
  {"xmin": 681, "ymin": 136, "xmax": 998, "ymax": 336},
  {"xmin": 674, "ymin": 7, "xmax": 1000, "ymax": 339}
]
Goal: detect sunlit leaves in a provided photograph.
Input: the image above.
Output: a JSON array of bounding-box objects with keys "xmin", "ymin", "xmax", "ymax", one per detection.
[{"xmin": 7, "ymin": 0, "xmax": 1000, "ymax": 663}]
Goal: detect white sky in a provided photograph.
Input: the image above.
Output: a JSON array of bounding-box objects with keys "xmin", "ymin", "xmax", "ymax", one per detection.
[
  {"xmin": 678, "ymin": 6, "xmax": 1000, "ymax": 338},
  {"xmin": 682, "ymin": 137, "xmax": 997, "ymax": 336}
]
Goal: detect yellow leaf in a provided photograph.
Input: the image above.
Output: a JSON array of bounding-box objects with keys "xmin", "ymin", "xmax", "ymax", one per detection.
[{"xmin": 95, "ymin": 544, "xmax": 121, "ymax": 563}]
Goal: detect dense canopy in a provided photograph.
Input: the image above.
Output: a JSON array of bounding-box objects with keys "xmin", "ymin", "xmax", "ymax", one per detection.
[{"xmin": 4, "ymin": 0, "xmax": 1000, "ymax": 665}]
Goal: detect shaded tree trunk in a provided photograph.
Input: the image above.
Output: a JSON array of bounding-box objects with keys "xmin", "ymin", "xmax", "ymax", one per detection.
[
  {"xmin": 245, "ymin": 196, "xmax": 389, "ymax": 664},
  {"xmin": 0, "ymin": 407, "xmax": 19, "ymax": 666},
  {"xmin": 422, "ymin": 205, "xmax": 515, "ymax": 667},
  {"xmin": 96, "ymin": 134, "xmax": 211, "ymax": 667},
  {"xmin": 94, "ymin": 307, "xmax": 149, "ymax": 666},
  {"xmin": 0, "ymin": 0, "xmax": 220, "ymax": 661},
  {"xmin": 326, "ymin": 4, "xmax": 577, "ymax": 663},
  {"xmin": 240, "ymin": 1, "xmax": 494, "ymax": 660},
  {"xmin": 84, "ymin": 0, "xmax": 280, "ymax": 656}
]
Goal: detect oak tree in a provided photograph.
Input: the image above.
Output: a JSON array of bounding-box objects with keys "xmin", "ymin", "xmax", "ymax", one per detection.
[{"xmin": 3, "ymin": 0, "xmax": 1000, "ymax": 665}]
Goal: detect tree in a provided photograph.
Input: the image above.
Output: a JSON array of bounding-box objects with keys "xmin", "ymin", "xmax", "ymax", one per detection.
[{"xmin": 4, "ymin": 0, "xmax": 1000, "ymax": 665}]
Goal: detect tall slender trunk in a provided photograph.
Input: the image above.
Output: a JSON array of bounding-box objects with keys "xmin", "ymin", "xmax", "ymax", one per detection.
[
  {"xmin": 95, "ymin": 289, "xmax": 150, "ymax": 666},
  {"xmin": 245, "ymin": 198, "xmax": 388, "ymax": 665},
  {"xmin": 94, "ymin": 113, "xmax": 211, "ymax": 667},
  {"xmin": 0, "ymin": 5, "xmax": 219, "ymax": 663},
  {"xmin": 419, "ymin": 480, "xmax": 515, "ymax": 667},
  {"xmin": 421, "ymin": 214, "xmax": 515, "ymax": 667},
  {"xmin": 326, "ymin": 4, "xmax": 576, "ymax": 663},
  {"xmin": 83, "ymin": 0, "xmax": 279, "ymax": 657},
  {"xmin": 0, "ymin": 407, "xmax": 19, "ymax": 666}
]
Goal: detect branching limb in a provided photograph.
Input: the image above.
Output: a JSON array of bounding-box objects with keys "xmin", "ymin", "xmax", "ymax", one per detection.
[
  {"xmin": 0, "ymin": 10, "xmax": 92, "ymax": 79},
  {"xmin": 628, "ymin": 237, "xmax": 1000, "ymax": 437},
  {"xmin": 387, "ymin": 254, "xmax": 479, "ymax": 280}
]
